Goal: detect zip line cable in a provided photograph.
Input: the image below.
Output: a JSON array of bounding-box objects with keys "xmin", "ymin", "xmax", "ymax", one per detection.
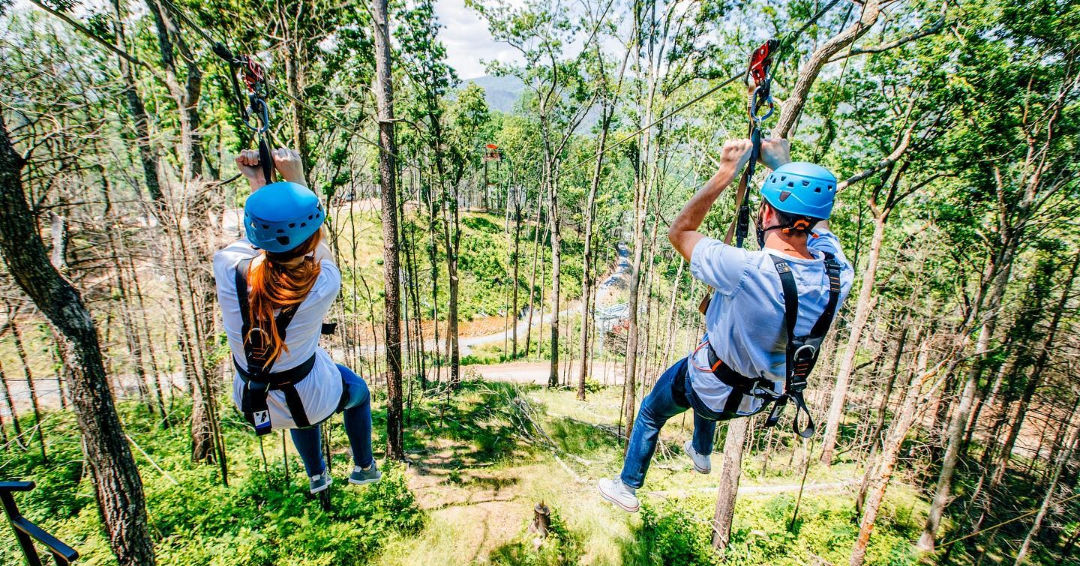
[{"xmin": 570, "ymin": 0, "xmax": 844, "ymax": 171}]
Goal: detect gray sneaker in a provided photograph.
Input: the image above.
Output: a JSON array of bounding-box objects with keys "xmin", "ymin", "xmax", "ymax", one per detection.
[
  {"xmin": 309, "ymin": 472, "xmax": 333, "ymax": 494},
  {"xmin": 349, "ymin": 462, "xmax": 382, "ymax": 486}
]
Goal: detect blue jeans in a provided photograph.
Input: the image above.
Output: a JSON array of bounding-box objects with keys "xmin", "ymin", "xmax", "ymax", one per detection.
[
  {"xmin": 290, "ymin": 364, "xmax": 374, "ymax": 477},
  {"xmin": 620, "ymin": 357, "xmax": 717, "ymax": 489}
]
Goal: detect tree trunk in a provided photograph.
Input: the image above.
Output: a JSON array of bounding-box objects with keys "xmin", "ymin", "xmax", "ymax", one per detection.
[
  {"xmin": 821, "ymin": 211, "xmax": 889, "ymax": 464},
  {"xmin": 712, "ymin": 419, "xmax": 749, "ymax": 549},
  {"xmin": 0, "ymin": 114, "xmax": 156, "ymax": 566},
  {"xmin": 851, "ymin": 356, "xmax": 951, "ymax": 566},
  {"xmin": 990, "ymin": 250, "xmax": 1080, "ymax": 490},
  {"xmin": 111, "ymin": 0, "xmax": 163, "ymax": 205},
  {"xmin": 10, "ymin": 321, "xmax": 47, "ymax": 462},
  {"xmin": 1013, "ymin": 399, "xmax": 1080, "ymax": 566},
  {"xmin": 373, "ymin": 0, "xmax": 405, "ymax": 460},
  {"xmin": 547, "ymin": 171, "xmax": 562, "ymax": 388}
]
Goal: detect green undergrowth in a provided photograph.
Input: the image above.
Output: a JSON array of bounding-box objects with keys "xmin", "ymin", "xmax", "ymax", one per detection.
[{"xmin": 0, "ymin": 401, "xmax": 423, "ymax": 566}]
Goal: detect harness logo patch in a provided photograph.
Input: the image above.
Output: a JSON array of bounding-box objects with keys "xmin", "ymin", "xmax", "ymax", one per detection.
[{"xmin": 253, "ymin": 410, "xmax": 271, "ymax": 429}]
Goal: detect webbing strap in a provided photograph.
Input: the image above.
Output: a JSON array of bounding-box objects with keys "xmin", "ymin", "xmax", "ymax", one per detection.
[
  {"xmin": 235, "ymin": 257, "xmax": 309, "ymax": 434},
  {"xmin": 257, "ymin": 135, "xmax": 273, "ymax": 185},
  {"xmin": 767, "ymin": 252, "xmax": 842, "ymax": 437}
]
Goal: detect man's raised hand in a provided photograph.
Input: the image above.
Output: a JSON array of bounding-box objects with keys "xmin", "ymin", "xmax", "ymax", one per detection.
[
  {"xmin": 758, "ymin": 138, "xmax": 791, "ymax": 171},
  {"xmin": 719, "ymin": 139, "xmax": 754, "ymax": 174}
]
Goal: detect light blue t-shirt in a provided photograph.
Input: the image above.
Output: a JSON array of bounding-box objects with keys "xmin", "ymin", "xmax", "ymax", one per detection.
[{"xmin": 686, "ymin": 229, "xmax": 855, "ymax": 415}]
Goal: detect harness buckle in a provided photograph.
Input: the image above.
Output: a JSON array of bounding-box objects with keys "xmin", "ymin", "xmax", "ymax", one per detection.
[{"xmin": 793, "ymin": 344, "xmax": 817, "ymax": 361}]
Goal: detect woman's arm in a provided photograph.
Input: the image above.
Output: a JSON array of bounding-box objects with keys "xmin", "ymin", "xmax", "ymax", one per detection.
[{"xmin": 236, "ymin": 149, "xmax": 267, "ymax": 193}]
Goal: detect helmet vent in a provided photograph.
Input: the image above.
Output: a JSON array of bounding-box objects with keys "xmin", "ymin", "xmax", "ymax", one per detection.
[
  {"xmin": 277, "ymin": 229, "xmax": 285, "ymax": 233},
  {"xmin": 780, "ymin": 176, "xmax": 786, "ymax": 181},
  {"xmin": 802, "ymin": 180, "xmax": 810, "ymax": 187},
  {"xmin": 828, "ymin": 185, "xmax": 834, "ymax": 191},
  {"xmin": 308, "ymin": 215, "xmax": 314, "ymax": 220},
  {"xmin": 262, "ymin": 224, "xmax": 269, "ymax": 229},
  {"xmin": 301, "ymin": 222, "xmax": 307, "ymax": 227},
  {"xmin": 814, "ymin": 187, "xmax": 821, "ymax": 193},
  {"xmin": 277, "ymin": 236, "xmax": 290, "ymax": 246},
  {"xmin": 289, "ymin": 223, "xmax": 296, "ymax": 228},
  {"xmin": 787, "ymin": 182, "xmax": 794, "ymax": 188},
  {"xmin": 779, "ymin": 190, "xmax": 792, "ymax": 202}
]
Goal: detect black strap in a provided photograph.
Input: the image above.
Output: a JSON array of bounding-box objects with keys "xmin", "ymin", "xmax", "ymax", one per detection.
[
  {"xmin": 235, "ymin": 258, "xmax": 311, "ymax": 434},
  {"xmin": 766, "ymin": 252, "xmax": 842, "ymax": 437},
  {"xmin": 257, "ymin": 134, "xmax": 274, "ymax": 186}
]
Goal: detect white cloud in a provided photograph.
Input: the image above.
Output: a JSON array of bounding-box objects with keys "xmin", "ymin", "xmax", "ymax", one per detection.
[{"xmin": 435, "ymin": 0, "xmax": 521, "ymax": 80}]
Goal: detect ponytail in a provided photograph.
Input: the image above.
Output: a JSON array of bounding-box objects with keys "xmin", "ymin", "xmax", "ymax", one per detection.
[{"xmin": 245, "ymin": 229, "xmax": 323, "ymax": 363}]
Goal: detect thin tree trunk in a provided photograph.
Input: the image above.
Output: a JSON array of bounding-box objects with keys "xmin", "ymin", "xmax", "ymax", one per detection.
[
  {"xmin": 918, "ymin": 242, "xmax": 1019, "ymax": 552},
  {"xmin": 712, "ymin": 419, "xmax": 749, "ymax": 549},
  {"xmin": 1013, "ymin": 399, "xmax": 1080, "ymax": 566},
  {"xmin": 821, "ymin": 208, "xmax": 889, "ymax": 464},
  {"xmin": 10, "ymin": 321, "xmax": 47, "ymax": 462},
  {"xmin": 372, "ymin": 0, "xmax": 404, "ymax": 460},
  {"xmin": 547, "ymin": 173, "xmax": 562, "ymax": 388}
]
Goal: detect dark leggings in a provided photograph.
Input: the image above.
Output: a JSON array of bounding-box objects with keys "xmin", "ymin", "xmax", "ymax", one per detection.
[{"xmin": 290, "ymin": 364, "xmax": 374, "ymax": 476}]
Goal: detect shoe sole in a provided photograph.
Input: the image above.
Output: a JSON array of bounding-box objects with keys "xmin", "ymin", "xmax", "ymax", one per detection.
[
  {"xmin": 683, "ymin": 443, "xmax": 711, "ymax": 475},
  {"xmin": 310, "ymin": 479, "xmax": 333, "ymax": 494},
  {"xmin": 349, "ymin": 474, "xmax": 382, "ymax": 486},
  {"xmin": 598, "ymin": 485, "xmax": 639, "ymax": 513}
]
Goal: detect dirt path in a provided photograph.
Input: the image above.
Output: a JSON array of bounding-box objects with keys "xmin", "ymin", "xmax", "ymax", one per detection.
[{"xmin": 466, "ymin": 360, "xmax": 626, "ymax": 386}]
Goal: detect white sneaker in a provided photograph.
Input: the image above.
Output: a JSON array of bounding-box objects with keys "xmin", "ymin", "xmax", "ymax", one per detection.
[
  {"xmin": 598, "ymin": 477, "xmax": 640, "ymax": 513},
  {"xmin": 683, "ymin": 440, "xmax": 711, "ymax": 474}
]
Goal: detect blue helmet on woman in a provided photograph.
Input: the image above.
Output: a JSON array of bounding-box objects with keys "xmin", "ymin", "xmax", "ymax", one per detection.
[
  {"xmin": 244, "ymin": 182, "xmax": 325, "ymax": 253},
  {"xmin": 760, "ymin": 162, "xmax": 837, "ymax": 220}
]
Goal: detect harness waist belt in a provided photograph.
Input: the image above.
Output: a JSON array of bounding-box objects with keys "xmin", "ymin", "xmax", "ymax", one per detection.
[
  {"xmin": 234, "ymin": 354, "xmax": 317, "ymax": 386},
  {"xmin": 236, "ymin": 355, "xmax": 317, "ymax": 435},
  {"xmin": 705, "ymin": 345, "xmax": 780, "ymax": 420}
]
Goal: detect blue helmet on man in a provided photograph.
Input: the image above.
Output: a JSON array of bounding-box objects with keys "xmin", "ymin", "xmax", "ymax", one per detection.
[
  {"xmin": 759, "ymin": 162, "xmax": 837, "ymax": 220},
  {"xmin": 243, "ymin": 182, "xmax": 325, "ymax": 253}
]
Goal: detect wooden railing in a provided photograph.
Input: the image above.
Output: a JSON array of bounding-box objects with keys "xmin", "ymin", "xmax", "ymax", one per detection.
[{"xmin": 0, "ymin": 482, "xmax": 78, "ymax": 565}]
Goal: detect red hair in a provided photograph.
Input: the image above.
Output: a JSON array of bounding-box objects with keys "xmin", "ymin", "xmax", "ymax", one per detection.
[{"xmin": 246, "ymin": 230, "xmax": 323, "ymax": 363}]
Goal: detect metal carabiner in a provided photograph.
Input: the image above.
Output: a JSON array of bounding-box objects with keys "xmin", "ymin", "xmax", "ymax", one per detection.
[
  {"xmin": 243, "ymin": 96, "xmax": 271, "ymax": 134},
  {"xmin": 749, "ymin": 85, "xmax": 775, "ymax": 124}
]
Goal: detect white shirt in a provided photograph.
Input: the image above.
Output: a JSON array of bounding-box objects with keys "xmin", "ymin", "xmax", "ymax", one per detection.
[
  {"xmin": 213, "ymin": 239, "xmax": 343, "ymax": 429},
  {"xmin": 687, "ymin": 229, "xmax": 855, "ymax": 415}
]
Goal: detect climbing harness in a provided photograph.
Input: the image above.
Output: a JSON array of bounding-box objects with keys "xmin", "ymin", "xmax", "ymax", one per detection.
[
  {"xmin": 766, "ymin": 252, "xmax": 842, "ymax": 437},
  {"xmin": 685, "ymin": 253, "xmax": 842, "ymax": 437},
  {"xmin": 234, "ymin": 258, "xmax": 315, "ymax": 435}
]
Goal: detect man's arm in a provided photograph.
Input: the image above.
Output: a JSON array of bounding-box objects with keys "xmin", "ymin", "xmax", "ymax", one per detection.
[{"xmin": 668, "ymin": 140, "xmax": 752, "ymax": 262}]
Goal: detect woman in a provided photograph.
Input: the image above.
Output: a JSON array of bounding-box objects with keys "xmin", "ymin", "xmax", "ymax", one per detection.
[{"xmin": 213, "ymin": 147, "xmax": 380, "ymax": 494}]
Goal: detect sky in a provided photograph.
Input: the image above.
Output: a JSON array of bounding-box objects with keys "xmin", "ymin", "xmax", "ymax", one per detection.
[{"xmin": 434, "ymin": 0, "xmax": 522, "ymax": 80}]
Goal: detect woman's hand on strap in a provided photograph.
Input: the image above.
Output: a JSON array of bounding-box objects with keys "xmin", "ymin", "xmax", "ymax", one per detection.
[
  {"xmin": 272, "ymin": 148, "xmax": 306, "ymax": 187},
  {"xmin": 235, "ymin": 149, "xmax": 267, "ymax": 192}
]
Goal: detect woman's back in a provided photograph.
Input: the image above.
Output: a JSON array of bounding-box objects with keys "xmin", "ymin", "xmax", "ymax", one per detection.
[{"xmin": 214, "ymin": 239, "xmax": 344, "ymax": 429}]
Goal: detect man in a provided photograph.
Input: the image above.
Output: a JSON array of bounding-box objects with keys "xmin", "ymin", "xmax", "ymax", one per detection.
[{"xmin": 598, "ymin": 138, "xmax": 855, "ymax": 513}]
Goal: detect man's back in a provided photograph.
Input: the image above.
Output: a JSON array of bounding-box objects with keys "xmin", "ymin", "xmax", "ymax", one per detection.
[{"xmin": 687, "ymin": 228, "xmax": 855, "ymax": 414}]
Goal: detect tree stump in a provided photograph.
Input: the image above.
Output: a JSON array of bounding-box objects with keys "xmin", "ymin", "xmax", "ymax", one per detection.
[{"xmin": 530, "ymin": 501, "xmax": 551, "ymax": 539}]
